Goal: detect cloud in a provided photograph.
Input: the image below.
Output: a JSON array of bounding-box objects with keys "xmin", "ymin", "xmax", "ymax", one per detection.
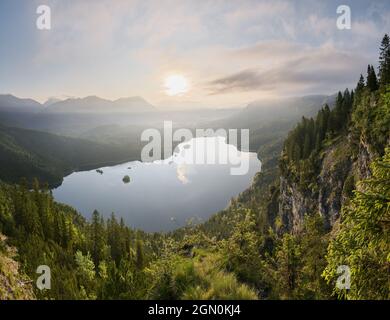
[
  {"xmin": 4, "ymin": 0, "xmax": 389, "ymax": 103},
  {"xmin": 33, "ymin": 0, "xmax": 133, "ymax": 64},
  {"xmin": 206, "ymin": 43, "xmax": 367, "ymax": 95}
]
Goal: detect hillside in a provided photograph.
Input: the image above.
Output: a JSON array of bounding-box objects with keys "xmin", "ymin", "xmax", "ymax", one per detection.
[
  {"xmin": 0, "ymin": 36, "xmax": 388, "ymax": 300},
  {"xmin": 0, "ymin": 234, "xmax": 35, "ymax": 300},
  {"xmin": 209, "ymin": 94, "xmax": 336, "ymax": 159},
  {"xmin": 0, "ymin": 81, "xmax": 385, "ymax": 300},
  {"xmin": 0, "ymin": 94, "xmax": 43, "ymax": 113},
  {"xmin": 0, "ymin": 125, "xmax": 140, "ymax": 186},
  {"xmin": 196, "ymin": 59, "xmax": 390, "ymax": 299},
  {"xmin": 278, "ymin": 85, "xmax": 389, "ymax": 232},
  {"xmin": 212, "ymin": 95, "xmax": 335, "ymax": 131}
]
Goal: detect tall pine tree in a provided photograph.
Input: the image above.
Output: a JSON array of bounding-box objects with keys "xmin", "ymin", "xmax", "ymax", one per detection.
[
  {"xmin": 378, "ymin": 34, "xmax": 390, "ymax": 86},
  {"xmin": 366, "ymin": 65, "xmax": 379, "ymax": 91}
]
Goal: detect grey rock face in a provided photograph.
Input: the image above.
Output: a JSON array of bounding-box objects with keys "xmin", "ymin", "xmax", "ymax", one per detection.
[{"xmin": 278, "ymin": 136, "xmax": 374, "ymax": 233}]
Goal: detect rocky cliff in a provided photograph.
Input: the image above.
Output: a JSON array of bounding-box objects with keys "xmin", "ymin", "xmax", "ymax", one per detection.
[
  {"xmin": 278, "ymin": 87, "xmax": 389, "ymax": 234},
  {"xmin": 0, "ymin": 234, "xmax": 35, "ymax": 300}
]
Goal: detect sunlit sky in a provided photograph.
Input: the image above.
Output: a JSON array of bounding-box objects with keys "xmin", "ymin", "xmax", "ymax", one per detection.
[{"xmin": 0, "ymin": 0, "xmax": 389, "ymax": 108}]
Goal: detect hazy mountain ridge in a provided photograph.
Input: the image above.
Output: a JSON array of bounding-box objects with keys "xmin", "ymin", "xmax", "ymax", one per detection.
[
  {"xmin": 43, "ymin": 97, "xmax": 63, "ymax": 107},
  {"xmin": 44, "ymin": 95, "xmax": 156, "ymax": 114},
  {"xmin": 0, "ymin": 94, "xmax": 43, "ymax": 113},
  {"xmin": 0, "ymin": 84, "xmax": 388, "ymax": 300},
  {"xmin": 1, "ymin": 40, "xmax": 389, "ymax": 300},
  {"xmin": 214, "ymin": 94, "xmax": 336, "ymax": 130},
  {"xmin": 197, "ymin": 80, "xmax": 389, "ymax": 299},
  {"xmin": 0, "ymin": 94, "xmax": 156, "ymax": 114}
]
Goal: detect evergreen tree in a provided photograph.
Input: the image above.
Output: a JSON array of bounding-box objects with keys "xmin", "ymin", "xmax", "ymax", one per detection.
[
  {"xmin": 91, "ymin": 210, "xmax": 106, "ymax": 267},
  {"xmin": 303, "ymin": 133, "xmax": 311, "ymax": 159},
  {"xmin": 75, "ymin": 250, "xmax": 96, "ymax": 299},
  {"xmin": 297, "ymin": 214, "xmax": 331, "ymax": 299},
  {"xmin": 356, "ymin": 74, "xmax": 365, "ymax": 93},
  {"xmin": 379, "ymin": 34, "xmax": 390, "ymax": 86},
  {"xmin": 341, "ymin": 89, "xmax": 352, "ymax": 125},
  {"xmin": 366, "ymin": 65, "xmax": 379, "ymax": 91},
  {"xmin": 333, "ymin": 91, "xmax": 344, "ymax": 131},
  {"xmin": 274, "ymin": 233, "xmax": 301, "ymax": 298},
  {"xmin": 323, "ymin": 148, "xmax": 390, "ymax": 299},
  {"xmin": 135, "ymin": 240, "xmax": 145, "ymax": 270}
]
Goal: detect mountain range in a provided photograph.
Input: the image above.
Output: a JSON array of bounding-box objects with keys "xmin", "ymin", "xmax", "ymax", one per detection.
[
  {"xmin": 0, "ymin": 94, "xmax": 43, "ymax": 113},
  {"xmin": 214, "ymin": 94, "xmax": 336, "ymax": 130},
  {"xmin": 0, "ymin": 94, "xmax": 156, "ymax": 114}
]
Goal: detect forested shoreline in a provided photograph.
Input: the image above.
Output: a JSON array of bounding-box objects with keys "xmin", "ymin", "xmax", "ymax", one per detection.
[{"xmin": 1, "ymin": 35, "xmax": 389, "ymax": 300}]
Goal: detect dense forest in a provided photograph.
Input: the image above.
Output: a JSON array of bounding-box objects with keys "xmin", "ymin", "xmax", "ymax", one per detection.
[
  {"xmin": 0, "ymin": 125, "xmax": 142, "ymax": 186},
  {"xmin": 0, "ymin": 35, "xmax": 389, "ymax": 300}
]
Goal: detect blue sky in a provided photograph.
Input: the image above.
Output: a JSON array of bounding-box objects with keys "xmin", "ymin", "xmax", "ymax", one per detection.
[{"xmin": 0, "ymin": 0, "xmax": 389, "ymax": 107}]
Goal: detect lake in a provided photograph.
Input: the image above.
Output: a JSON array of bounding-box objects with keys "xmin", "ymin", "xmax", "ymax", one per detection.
[{"xmin": 53, "ymin": 136, "xmax": 262, "ymax": 232}]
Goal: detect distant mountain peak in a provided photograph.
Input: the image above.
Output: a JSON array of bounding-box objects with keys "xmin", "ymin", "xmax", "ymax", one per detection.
[
  {"xmin": 114, "ymin": 96, "xmax": 144, "ymax": 102},
  {"xmin": 0, "ymin": 94, "xmax": 42, "ymax": 112},
  {"xmin": 43, "ymin": 97, "xmax": 63, "ymax": 107},
  {"xmin": 44, "ymin": 95, "xmax": 155, "ymax": 114}
]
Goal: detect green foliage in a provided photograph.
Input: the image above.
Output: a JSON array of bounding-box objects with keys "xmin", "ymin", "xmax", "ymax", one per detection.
[
  {"xmin": 352, "ymin": 85, "xmax": 390, "ymax": 155},
  {"xmin": 366, "ymin": 65, "xmax": 379, "ymax": 92},
  {"xmin": 280, "ymin": 88, "xmax": 354, "ymax": 192},
  {"xmin": 220, "ymin": 209, "xmax": 267, "ymax": 292},
  {"xmin": 147, "ymin": 249, "xmax": 258, "ymax": 300},
  {"xmin": 342, "ymin": 174, "xmax": 356, "ymax": 199},
  {"xmin": 0, "ymin": 181, "xmax": 160, "ymax": 299},
  {"xmin": 122, "ymin": 175, "xmax": 131, "ymax": 184},
  {"xmin": 379, "ymin": 34, "xmax": 390, "ymax": 86},
  {"xmin": 147, "ymin": 255, "xmax": 200, "ymax": 300},
  {"xmin": 0, "ymin": 234, "xmax": 35, "ymax": 300},
  {"xmin": 283, "ymin": 89, "xmax": 353, "ymax": 168},
  {"xmin": 266, "ymin": 214, "xmax": 331, "ymax": 299},
  {"xmin": 0, "ymin": 125, "xmax": 137, "ymax": 187},
  {"xmin": 75, "ymin": 250, "xmax": 96, "ymax": 299},
  {"xmin": 323, "ymin": 148, "xmax": 390, "ymax": 299},
  {"xmin": 272, "ymin": 233, "xmax": 302, "ymax": 298},
  {"xmin": 135, "ymin": 240, "xmax": 145, "ymax": 270},
  {"xmin": 1, "ymin": 34, "xmax": 390, "ymax": 301}
]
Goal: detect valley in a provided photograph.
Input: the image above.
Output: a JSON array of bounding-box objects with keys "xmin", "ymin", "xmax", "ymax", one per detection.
[
  {"xmin": 1, "ymin": 0, "xmax": 390, "ymax": 312},
  {"xmin": 0, "ymin": 73, "xmax": 388, "ymax": 300},
  {"xmin": 52, "ymin": 137, "xmax": 262, "ymax": 232}
]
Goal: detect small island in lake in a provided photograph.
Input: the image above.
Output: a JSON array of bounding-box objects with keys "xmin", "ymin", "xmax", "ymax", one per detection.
[
  {"xmin": 96, "ymin": 169, "xmax": 103, "ymax": 174},
  {"xmin": 122, "ymin": 175, "xmax": 131, "ymax": 183}
]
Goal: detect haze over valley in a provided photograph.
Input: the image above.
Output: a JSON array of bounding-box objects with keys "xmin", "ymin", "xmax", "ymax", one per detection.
[{"xmin": 0, "ymin": 0, "xmax": 388, "ymax": 302}]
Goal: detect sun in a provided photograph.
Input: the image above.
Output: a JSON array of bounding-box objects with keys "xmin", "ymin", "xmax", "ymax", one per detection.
[{"xmin": 164, "ymin": 74, "xmax": 189, "ymax": 96}]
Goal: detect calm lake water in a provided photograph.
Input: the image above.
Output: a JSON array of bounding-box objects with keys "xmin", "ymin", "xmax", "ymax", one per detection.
[{"xmin": 53, "ymin": 137, "xmax": 262, "ymax": 232}]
